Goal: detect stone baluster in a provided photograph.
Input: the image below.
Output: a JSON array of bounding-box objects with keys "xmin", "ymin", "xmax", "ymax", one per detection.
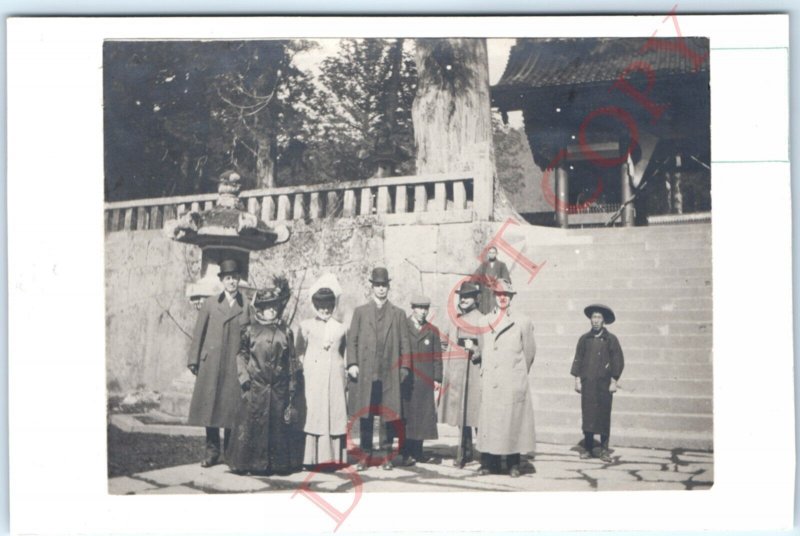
[
  {"xmin": 247, "ymin": 197, "xmax": 260, "ymax": 215},
  {"xmin": 203, "ymin": 200, "xmax": 214, "ymax": 211},
  {"xmin": 326, "ymin": 191, "xmax": 340, "ymax": 217},
  {"xmin": 414, "ymin": 185, "xmax": 428, "ymax": 213},
  {"xmin": 191, "ymin": 201, "xmax": 201, "ymax": 212},
  {"xmin": 260, "ymin": 196, "xmax": 275, "ymax": 221},
  {"xmin": 376, "ymin": 186, "xmax": 391, "ymax": 214},
  {"xmin": 360, "ymin": 188, "xmax": 372, "ymax": 216},
  {"xmin": 276, "ymin": 195, "xmax": 291, "ymax": 221},
  {"xmin": 395, "ymin": 185, "xmax": 408, "ymax": 213},
  {"xmin": 123, "ymin": 208, "xmax": 134, "ymax": 230},
  {"xmin": 293, "ymin": 193, "xmax": 306, "ymax": 221},
  {"xmin": 110, "ymin": 210, "xmax": 121, "ymax": 232},
  {"xmin": 150, "ymin": 206, "xmax": 162, "ymax": 229},
  {"xmin": 309, "ymin": 192, "xmax": 322, "ymax": 219},
  {"xmin": 176, "ymin": 203, "xmax": 187, "ymax": 218},
  {"xmin": 453, "ymin": 181, "xmax": 466, "ymax": 210},
  {"xmin": 343, "ymin": 189, "xmax": 356, "ymax": 217},
  {"xmin": 137, "ymin": 207, "xmax": 149, "ymax": 230},
  {"xmin": 433, "ymin": 182, "xmax": 447, "ymax": 211}
]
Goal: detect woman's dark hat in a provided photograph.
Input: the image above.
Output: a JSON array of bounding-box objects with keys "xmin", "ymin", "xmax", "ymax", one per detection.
[
  {"xmin": 253, "ymin": 282, "xmax": 290, "ymax": 308},
  {"xmin": 584, "ymin": 304, "xmax": 615, "ymax": 324},
  {"xmin": 456, "ymin": 281, "xmax": 480, "ymax": 296},
  {"xmin": 369, "ymin": 267, "xmax": 391, "ymax": 284},
  {"xmin": 218, "ymin": 259, "xmax": 240, "ymax": 277}
]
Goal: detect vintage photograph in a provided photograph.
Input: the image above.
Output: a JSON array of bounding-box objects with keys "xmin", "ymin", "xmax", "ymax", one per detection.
[{"xmin": 104, "ymin": 35, "xmax": 713, "ymax": 496}]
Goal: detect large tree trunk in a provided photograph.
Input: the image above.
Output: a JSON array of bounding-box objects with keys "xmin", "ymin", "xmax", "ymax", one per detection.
[
  {"xmin": 412, "ymin": 38, "xmax": 500, "ymax": 220},
  {"xmin": 255, "ymin": 129, "xmax": 276, "ymax": 189}
]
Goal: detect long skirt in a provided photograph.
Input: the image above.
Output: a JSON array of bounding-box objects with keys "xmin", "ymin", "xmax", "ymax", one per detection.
[
  {"xmin": 227, "ymin": 380, "xmax": 305, "ymax": 475},
  {"xmin": 303, "ymin": 434, "xmax": 346, "ymax": 468}
]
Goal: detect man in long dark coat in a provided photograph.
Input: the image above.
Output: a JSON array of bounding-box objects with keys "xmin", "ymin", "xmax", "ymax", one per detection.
[
  {"xmin": 400, "ymin": 295, "xmax": 442, "ymax": 466},
  {"xmin": 438, "ymin": 281, "xmax": 483, "ymax": 467},
  {"xmin": 474, "ymin": 246, "xmax": 511, "ymax": 314},
  {"xmin": 570, "ymin": 304, "xmax": 624, "ymax": 463},
  {"xmin": 187, "ymin": 259, "xmax": 250, "ymax": 467},
  {"xmin": 346, "ymin": 267, "xmax": 411, "ymax": 470}
]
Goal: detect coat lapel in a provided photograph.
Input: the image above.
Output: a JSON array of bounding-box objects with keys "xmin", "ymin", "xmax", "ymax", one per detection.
[
  {"xmin": 218, "ymin": 292, "xmax": 244, "ymax": 324},
  {"xmin": 379, "ymin": 302, "xmax": 395, "ymax": 347},
  {"xmin": 492, "ymin": 314, "xmax": 515, "ymax": 341}
]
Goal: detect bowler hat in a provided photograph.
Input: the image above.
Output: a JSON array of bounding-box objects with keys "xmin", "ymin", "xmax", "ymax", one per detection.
[
  {"xmin": 492, "ymin": 279, "xmax": 516, "ymax": 295},
  {"xmin": 369, "ymin": 267, "xmax": 391, "ymax": 284},
  {"xmin": 218, "ymin": 259, "xmax": 240, "ymax": 277},
  {"xmin": 410, "ymin": 294, "xmax": 431, "ymax": 307},
  {"xmin": 584, "ymin": 304, "xmax": 616, "ymax": 324},
  {"xmin": 456, "ymin": 281, "xmax": 480, "ymax": 296}
]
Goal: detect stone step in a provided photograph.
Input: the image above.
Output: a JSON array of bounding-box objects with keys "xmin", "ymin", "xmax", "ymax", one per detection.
[
  {"xmin": 536, "ymin": 346, "xmax": 712, "ymax": 364},
  {"xmin": 530, "ymin": 320, "xmax": 713, "ymax": 336},
  {"xmin": 534, "ymin": 425, "xmax": 712, "ymax": 451},
  {"xmin": 532, "ymin": 360, "xmax": 712, "ymax": 380},
  {"xmin": 533, "ymin": 247, "xmax": 711, "ymax": 264},
  {"xmin": 531, "ymin": 391, "xmax": 712, "ymax": 415},
  {"xmin": 519, "ymin": 287, "xmax": 710, "ymax": 299},
  {"xmin": 528, "ymin": 275, "xmax": 712, "ymax": 291},
  {"xmin": 536, "ymin": 266, "xmax": 711, "ymax": 281},
  {"xmin": 534, "ymin": 333, "xmax": 711, "ymax": 349},
  {"xmin": 523, "ymin": 309, "xmax": 712, "ymax": 323},
  {"xmin": 525, "ymin": 297, "xmax": 712, "ymax": 312},
  {"xmin": 644, "ymin": 239, "xmax": 711, "ymax": 251},
  {"xmin": 529, "ymin": 256, "xmax": 711, "ymax": 271},
  {"xmin": 531, "ymin": 376, "xmax": 712, "ymax": 397},
  {"xmin": 535, "ymin": 408, "xmax": 712, "ymax": 433}
]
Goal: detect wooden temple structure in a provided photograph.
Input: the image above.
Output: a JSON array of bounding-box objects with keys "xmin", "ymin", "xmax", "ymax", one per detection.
[{"xmin": 491, "ymin": 37, "xmax": 711, "ymax": 227}]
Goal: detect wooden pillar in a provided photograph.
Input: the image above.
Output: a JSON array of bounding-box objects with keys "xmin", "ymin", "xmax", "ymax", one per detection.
[
  {"xmin": 555, "ymin": 165, "xmax": 569, "ymax": 228},
  {"xmin": 621, "ymin": 161, "xmax": 634, "ymax": 227}
]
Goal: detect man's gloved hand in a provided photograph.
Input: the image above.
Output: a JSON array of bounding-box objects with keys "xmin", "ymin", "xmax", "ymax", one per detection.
[
  {"xmin": 241, "ymin": 380, "xmax": 251, "ymax": 392},
  {"xmin": 609, "ymin": 378, "xmax": 618, "ymax": 393},
  {"xmin": 574, "ymin": 377, "xmax": 582, "ymax": 393},
  {"xmin": 188, "ymin": 364, "xmax": 198, "ymax": 376},
  {"xmin": 347, "ymin": 365, "xmax": 359, "ymax": 380}
]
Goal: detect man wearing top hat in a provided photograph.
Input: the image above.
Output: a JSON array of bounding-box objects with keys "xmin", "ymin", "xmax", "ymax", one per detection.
[
  {"xmin": 400, "ymin": 295, "xmax": 442, "ymax": 466},
  {"xmin": 570, "ymin": 304, "xmax": 625, "ymax": 462},
  {"xmin": 346, "ymin": 267, "xmax": 411, "ymax": 470},
  {"xmin": 438, "ymin": 281, "xmax": 484, "ymax": 467},
  {"xmin": 186, "ymin": 259, "xmax": 249, "ymax": 467}
]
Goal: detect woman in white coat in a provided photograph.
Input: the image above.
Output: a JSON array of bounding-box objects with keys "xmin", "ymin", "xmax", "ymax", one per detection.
[
  {"xmin": 296, "ymin": 274, "xmax": 348, "ymax": 470},
  {"xmin": 476, "ymin": 280, "xmax": 536, "ymax": 478}
]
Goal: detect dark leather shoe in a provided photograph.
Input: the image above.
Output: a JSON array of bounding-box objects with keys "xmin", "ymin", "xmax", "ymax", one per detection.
[
  {"xmin": 403, "ymin": 456, "xmax": 417, "ymax": 467},
  {"xmin": 200, "ymin": 457, "xmax": 219, "ymax": 468},
  {"xmin": 381, "ymin": 461, "xmax": 394, "ymax": 471},
  {"xmin": 356, "ymin": 460, "xmax": 368, "ymax": 471},
  {"xmin": 477, "ymin": 466, "xmax": 492, "ymax": 476},
  {"xmin": 599, "ymin": 449, "xmax": 613, "ymax": 463},
  {"xmin": 509, "ymin": 466, "xmax": 521, "ymax": 478},
  {"xmin": 579, "ymin": 450, "xmax": 593, "ymax": 460}
]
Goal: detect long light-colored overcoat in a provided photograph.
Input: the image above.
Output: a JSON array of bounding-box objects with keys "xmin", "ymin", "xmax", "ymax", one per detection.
[
  {"xmin": 296, "ymin": 317, "xmax": 349, "ymax": 436},
  {"xmin": 438, "ymin": 306, "xmax": 483, "ymax": 427},
  {"xmin": 477, "ymin": 310, "xmax": 537, "ymax": 454},
  {"xmin": 187, "ymin": 292, "xmax": 249, "ymax": 428},
  {"xmin": 346, "ymin": 300, "xmax": 411, "ymax": 422}
]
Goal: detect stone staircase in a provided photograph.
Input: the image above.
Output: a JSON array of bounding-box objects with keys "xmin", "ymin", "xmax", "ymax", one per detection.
[{"xmin": 511, "ymin": 222, "xmax": 713, "ymax": 450}]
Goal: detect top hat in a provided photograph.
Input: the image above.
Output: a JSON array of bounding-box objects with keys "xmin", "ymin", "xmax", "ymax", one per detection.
[
  {"xmin": 584, "ymin": 303, "xmax": 616, "ymax": 324},
  {"xmin": 218, "ymin": 259, "xmax": 240, "ymax": 277},
  {"xmin": 492, "ymin": 279, "xmax": 516, "ymax": 295},
  {"xmin": 456, "ymin": 281, "xmax": 481, "ymax": 296},
  {"xmin": 369, "ymin": 267, "xmax": 391, "ymax": 284},
  {"xmin": 410, "ymin": 294, "xmax": 431, "ymax": 307}
]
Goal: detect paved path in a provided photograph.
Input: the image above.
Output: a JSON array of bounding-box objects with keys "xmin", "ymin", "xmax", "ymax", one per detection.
[{"xmin": 109, "ymin": 416, "xmax": 713, "ymax": 495}]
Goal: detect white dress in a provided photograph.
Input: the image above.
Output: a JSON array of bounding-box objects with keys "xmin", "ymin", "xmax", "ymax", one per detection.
[{"xmin": 296, "ymin": 316, "xmax": 348, "ymax": 466}]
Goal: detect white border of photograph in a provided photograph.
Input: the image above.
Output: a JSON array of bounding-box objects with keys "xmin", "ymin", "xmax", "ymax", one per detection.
[{"xmin": 7, "ymin": 14, "xmax": 793, "ymax": 534}]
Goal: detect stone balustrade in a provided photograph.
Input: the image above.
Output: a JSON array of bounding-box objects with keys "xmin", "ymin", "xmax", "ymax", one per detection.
[{"xmin": 105, "ymin": 173, "xmax": 476, "ymax": 232}]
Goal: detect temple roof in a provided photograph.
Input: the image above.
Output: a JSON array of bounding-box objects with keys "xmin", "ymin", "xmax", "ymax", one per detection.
[{"xmin": 494, "ymin": 37, "xmax": 709, "ymax": 94}]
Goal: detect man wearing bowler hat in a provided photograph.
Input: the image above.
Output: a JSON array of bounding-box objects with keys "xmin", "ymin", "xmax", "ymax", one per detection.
[
  {"xmin": 570, "ymin": 304, "xmax": 625, "ymax": 462},
  {"xmin": 187, "ymin": 259, "xmax": 249, "ymax": 467},
  {"xmin": 346, "ymin": 267, "xmax": 411, "ymax": 470}
]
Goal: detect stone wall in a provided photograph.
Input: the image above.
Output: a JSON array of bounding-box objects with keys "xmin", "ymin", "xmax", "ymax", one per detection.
[{"xmin": 105, "ymin": 217, "xmax": 498, "ymax": 397}]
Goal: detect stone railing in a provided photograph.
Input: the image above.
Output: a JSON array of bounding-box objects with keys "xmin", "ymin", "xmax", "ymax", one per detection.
[{"xmin": 105, "ymin": 173, "xmax": 476, "ymax": 232}]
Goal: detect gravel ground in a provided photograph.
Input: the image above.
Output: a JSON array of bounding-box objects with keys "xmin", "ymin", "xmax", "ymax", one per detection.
[{"xmin": 107, "ymin": 424, "xmax": 204, "ymax": 477}]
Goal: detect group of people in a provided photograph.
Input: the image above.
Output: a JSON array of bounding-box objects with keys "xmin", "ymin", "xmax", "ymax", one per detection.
[{"xmin": 185, "ymin": 247, "xmax": 625, "ymax": 479}]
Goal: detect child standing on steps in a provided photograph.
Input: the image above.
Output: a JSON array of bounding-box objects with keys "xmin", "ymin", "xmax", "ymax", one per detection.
[{"xmin": 571, "ymin": 304, "xmax": 625, "ymax": 463}]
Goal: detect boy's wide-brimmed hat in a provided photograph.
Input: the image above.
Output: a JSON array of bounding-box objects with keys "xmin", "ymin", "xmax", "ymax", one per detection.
[
  {"xmin": 369, "ymin": 267, "xmax": 391, "ymax": 284},
  {"xmin": 218, "ymin": 259, "xmax": 240, "ymax": 277},
  {"xmin": 584, "ymin": 303, "xmax": 616, "ymax": 324}
]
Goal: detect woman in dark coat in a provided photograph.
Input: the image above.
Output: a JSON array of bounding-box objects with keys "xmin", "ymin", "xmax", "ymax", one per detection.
[
  {"xmin": 570, "ymin": 304, "xmax": 624, "ymax": 463},
  {"xmin": 227, "ymin": 279, "xmax": 306, "ymax": 475},
  {"xmin": 400, "ymin": 295, "xmax": 443, "ymax": 465}
]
